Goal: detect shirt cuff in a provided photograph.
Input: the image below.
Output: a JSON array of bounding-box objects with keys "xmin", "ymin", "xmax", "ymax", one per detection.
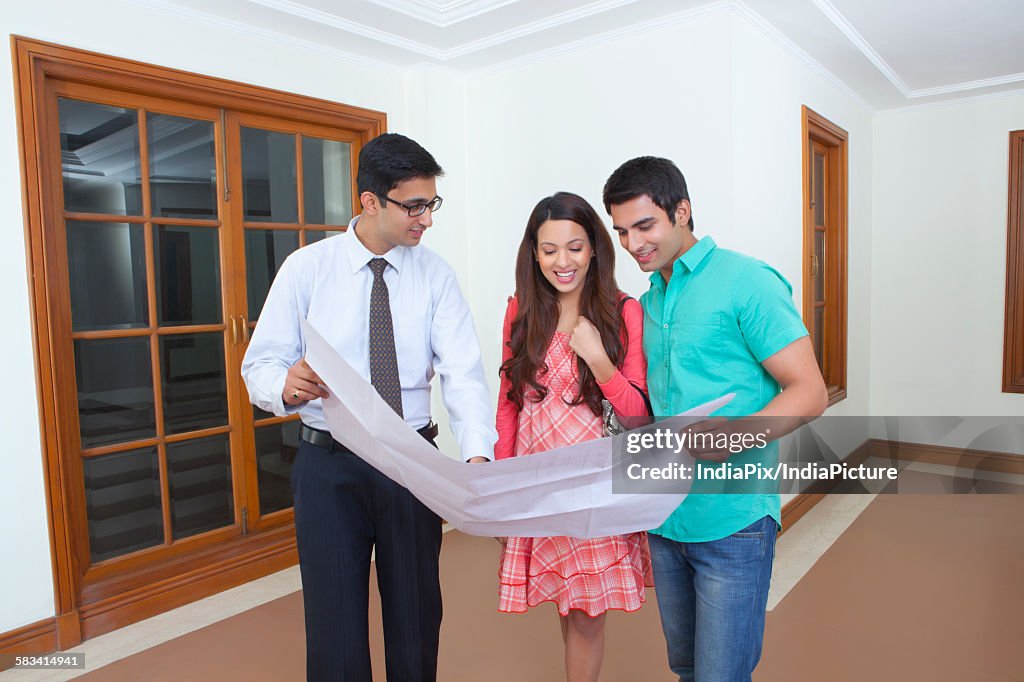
[
  {"xmin": 269, "ymin": 367, "xmax": 303, "ymax": 417},
  {"xmin": 459, "ymin": 427, "xmax": 497, "ymax": 463}
]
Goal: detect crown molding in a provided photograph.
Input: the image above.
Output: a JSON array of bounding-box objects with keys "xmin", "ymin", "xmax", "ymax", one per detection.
[
  {"xmin": 403, "ymin": 62, "xmax": 465, "ymax": 79},
  {"xmin": 732, "ymin": 0, "xmax": 874, "ymax": 112},
  {"xmin": 245, "ymin": 0, "xmax": 446, "ymax": 59},
  {"xmin": 811, "ymin": 0, "xmax": 910, "ymax": 97},
  {"xmin": 878, "ymin": 85, "xmax": 1024, "ymax": 115},
  {"xmin": 811, "ymin": 0, "xmax": 1024, "ymax": 100},
  {"xmin": 468, "ymin": 0, "xmax": 732, "ymax": 78},
  {"xmin": 117, "ymin": 0, "xmax": 1019, "ymax": 111},
  {"xmin": 242, "ymin": 0, "xmax": 641, "ymax": 60},
  {"xmin": 442, "ymin": 0, "xmax": 640, "ymax": 58},
  {"xmin": 365, "ymin": 0, "xmax": 520, "ymax": 28},
  {"xmin": 119, "ymin": 0, "xmax": 403, "ymax": 72},
  {"xmin": 908, "ymin": 71, "xmax": 1024, "ymax": 99}
]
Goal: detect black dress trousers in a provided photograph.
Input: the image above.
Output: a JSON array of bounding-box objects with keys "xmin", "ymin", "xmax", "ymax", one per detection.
[{"xmin": 291, "ymin": 437, "xmax": 443, "ymax": 681}]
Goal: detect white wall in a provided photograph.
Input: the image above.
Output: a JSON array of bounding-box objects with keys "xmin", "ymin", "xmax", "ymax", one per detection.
[
  {"xmin": 462, "ymin": 10, "xmax": 737, "ymax": 400},
  {"xmin": 0, "ymin": 0, "xmax": 408, "ymax": 633},
  {"xmin": 871, "ymin": 93, "xmax": 1024, "ymax": 419}
]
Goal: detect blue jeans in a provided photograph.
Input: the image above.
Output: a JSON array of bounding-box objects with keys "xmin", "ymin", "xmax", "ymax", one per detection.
[{"xmin": 649, "ymin": 516, "xmax": 778, "ymax": 682}]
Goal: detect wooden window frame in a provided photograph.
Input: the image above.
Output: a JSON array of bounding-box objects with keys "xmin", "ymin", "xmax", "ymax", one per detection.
[
  {"xmin": 801, "ymin": 106, "xmax": 848, "ymax": 406},
  {"xmin": 1005, "ymin": 130, "xmax": 1024, "ymax": 393},
  {"xmin": 12, "ymin": 36, "xmax": 386, "ymax": 649}
]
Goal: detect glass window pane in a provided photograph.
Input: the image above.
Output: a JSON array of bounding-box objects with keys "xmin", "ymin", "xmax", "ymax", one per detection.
[
  {"xmin": 242, "ymin": 127, "xmax": 297, "ymax": 223},
  {"xmin": 148, "ymin": 113, "xmax": 217, "ymax": 219},
  {"xmin": 59, "ymin": 98, "xmax": 142, "ymax": 216},
  {"xmin": 160, "ymin": 333, "xmax": 228, "ymax": 435},
  {"xmin": 245, "ymin": 229, "xmax": 299, "ymax": 319},
  {"xmin": 306, "ymin": 229, "xmax": 345, "ymax": 244},
  {"xmin": 66, "ymin": 221, "xmax": 148, "ymax": 331},
  {"xmin": 255, "ymin": 421, "xmax": 298, "ymax": 515},
  {"xmin": 83, "ymin": 447, "xmax": 163, "ymax": 563},
  {"xmin": 814, "ymin": 230, "xmax": 825, "ymax": 303},
  {"xmin": 76, "ymin": 338, "xmax": 155, "ymax": 449},
  {"xmin": 302, "ymin": 137, "xmax": 352, "ymax": 225},
  {"xmin": 167, "ymin": 434, "xmax": 233, "ymax": 540},
  {"xmin": 154, "ymin": 225, "xmax": 222, "ymax": 326},
  {"xmin": 813, "ymin": 151, "xmax": 825, "ymax": 226}
]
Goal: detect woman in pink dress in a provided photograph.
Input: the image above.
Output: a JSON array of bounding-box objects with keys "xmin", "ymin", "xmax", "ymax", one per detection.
[{"xmin": 494, "ymin": 191, "xmax": 652, "ymax": 682}]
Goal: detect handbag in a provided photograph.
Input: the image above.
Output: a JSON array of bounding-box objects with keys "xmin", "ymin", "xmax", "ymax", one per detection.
[
  {"xmin": 602, "ymin": 397, "xmax": 628, "ymax": 436},
  {"xmin": 602, "ymin": 383, "xmax": 653, "ymax": 436}
]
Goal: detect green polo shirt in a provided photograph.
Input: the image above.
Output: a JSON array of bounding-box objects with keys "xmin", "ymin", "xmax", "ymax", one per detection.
[{"xmin": 641, "ymin": 236, "xmax": 808, "ymax": 542}]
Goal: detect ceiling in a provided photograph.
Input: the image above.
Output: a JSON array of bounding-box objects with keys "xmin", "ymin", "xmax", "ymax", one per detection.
[{"xmin": 125, "ymin": 0, "xmax": 1024, "ymax": 109}]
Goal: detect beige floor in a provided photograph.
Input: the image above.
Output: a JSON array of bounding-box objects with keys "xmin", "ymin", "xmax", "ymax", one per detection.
[
  {"xmin": 758, "ymin": 470, "xmax": 1024, "ymax": 681},
  {"xmin": 3, "ymin": 459, "xmax": 1021, "ymax": 681}
]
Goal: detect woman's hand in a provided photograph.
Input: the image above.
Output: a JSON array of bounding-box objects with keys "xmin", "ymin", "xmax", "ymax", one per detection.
[
  {"xmin": 568, "ymin": 316, "xmax": 603, "ymax": 363},
  {"xmin": 569, "ymin": 316, "xmax": 615, "ymax": 382}
]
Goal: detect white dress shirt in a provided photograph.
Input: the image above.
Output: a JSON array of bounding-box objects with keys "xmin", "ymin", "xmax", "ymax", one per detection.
[{"xmin": 241, "ymin": 216, "xmax": 497, "ymax": 461}]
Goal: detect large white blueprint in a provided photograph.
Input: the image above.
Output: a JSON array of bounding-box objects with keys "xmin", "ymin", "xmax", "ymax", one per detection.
[{"xmin": 301, "ymin": 318, "xmax": 733, "ymax": 538}]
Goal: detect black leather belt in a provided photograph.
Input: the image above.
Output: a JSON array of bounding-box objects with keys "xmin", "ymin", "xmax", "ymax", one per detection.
[{"xmin": 299, "ymin": 421, "xmax": 438, "ymax": 452}]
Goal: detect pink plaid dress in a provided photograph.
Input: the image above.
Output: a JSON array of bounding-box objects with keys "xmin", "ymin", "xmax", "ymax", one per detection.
[{"xmin": 497, "ymin": 331, "xmax": 653, "ymax": 616}]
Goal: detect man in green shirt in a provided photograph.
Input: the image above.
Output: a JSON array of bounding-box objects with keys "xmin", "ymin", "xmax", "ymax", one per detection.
[{"xmin": 603, "ymin": 156, "xmax": 827, "ymax": 681}]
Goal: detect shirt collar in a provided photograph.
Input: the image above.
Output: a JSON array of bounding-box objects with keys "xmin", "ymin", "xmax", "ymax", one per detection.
[
  {"xmin": 678, "ymin": 235, "xmax": 716, "ymax": 272},
  {"xmin": 648, "ymin": 235, "xmax": 717, "ymax": 289},
  {"xmin": 343, "ymin": 215, "xmax": 406, "ymax": 274}
]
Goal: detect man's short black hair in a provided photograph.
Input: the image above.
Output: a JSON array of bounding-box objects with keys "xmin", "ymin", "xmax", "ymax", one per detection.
[
  {"xmin": 356, "ymin": 133, "xmax": 444, "ymax": 197},
  {"xmin": 602, "ymin": 156, "xmax": 694, "ymax": 230}
]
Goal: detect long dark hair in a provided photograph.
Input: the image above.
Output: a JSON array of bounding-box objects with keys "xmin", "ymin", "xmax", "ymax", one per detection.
[{"xmin": 501, "ymin": 192, "xmax": 625, "ymax": 416}]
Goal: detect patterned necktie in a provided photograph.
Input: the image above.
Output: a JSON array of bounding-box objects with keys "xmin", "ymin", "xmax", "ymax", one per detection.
[{"xmin": 367, "ymin": 258, "xmax": 404, "ymax": 417}]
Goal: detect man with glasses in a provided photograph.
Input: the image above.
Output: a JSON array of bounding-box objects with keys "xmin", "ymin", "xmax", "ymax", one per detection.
[{"xmin": 243, "ymin": 133, "xmax": 496, "ymax": 681}]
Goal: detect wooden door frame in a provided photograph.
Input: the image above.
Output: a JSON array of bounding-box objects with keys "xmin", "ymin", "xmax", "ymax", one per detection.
[
  {"xmin": 11, "ymin": 36, "xmax": 385, "ymax": 647},
  {"xmin": 1004, "ymin": 130, "xmax": 1024, "ymax": 393},
  {"xmin": 801, "ymin": 105, "xmax": 848, "ymax": 405}
]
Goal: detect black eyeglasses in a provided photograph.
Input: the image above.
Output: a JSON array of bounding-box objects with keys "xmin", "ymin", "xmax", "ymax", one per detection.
[{"xmin": 378, "ymin": 194, "xmax": 443, "ymax": 217}]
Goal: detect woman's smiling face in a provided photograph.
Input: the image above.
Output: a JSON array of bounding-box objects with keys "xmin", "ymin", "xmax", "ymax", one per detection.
[{"xmin": 535, "ymin": 219, "xmax": 593, "ymax": 296}]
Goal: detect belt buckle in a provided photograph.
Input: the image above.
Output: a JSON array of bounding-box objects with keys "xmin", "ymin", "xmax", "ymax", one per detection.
[{"xmin": 419, "ymin": 420, "xmax": 438, "ymax": 441}]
